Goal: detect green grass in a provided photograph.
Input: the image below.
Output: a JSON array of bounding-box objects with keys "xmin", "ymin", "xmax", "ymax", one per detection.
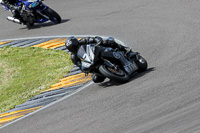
[{"xmin": 0, "ymin": 46, "xmax": 73, "ymax": 113}]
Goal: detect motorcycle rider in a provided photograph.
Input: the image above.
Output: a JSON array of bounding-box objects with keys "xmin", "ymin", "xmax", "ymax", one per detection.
[
  {"xmin": 1, "ymin": 0, "xmax": 23, "ymax": 23},
  {"xmin": 65, "ymin": 36, "xmax": 132, "ymax": 83}
]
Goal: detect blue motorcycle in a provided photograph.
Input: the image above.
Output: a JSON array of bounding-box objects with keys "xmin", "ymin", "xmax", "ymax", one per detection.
[{"xmin": 0, "ymin": 0, "xmax": 61, "ymax": 27}]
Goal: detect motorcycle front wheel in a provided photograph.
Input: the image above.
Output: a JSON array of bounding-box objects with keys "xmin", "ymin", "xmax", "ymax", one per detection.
[
  {"xmin": 44, "ymin": 7, "xmax": 61, "ymax": 23},
  {"xmin": 99, "ymin": 64, "xmax": 129, "ymax": 83},
  {"xmin": 135, "ymin": 55, "xmax": 148, "ymax": 72}
]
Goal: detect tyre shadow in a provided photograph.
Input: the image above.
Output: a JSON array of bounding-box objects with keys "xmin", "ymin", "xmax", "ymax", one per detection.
[
  {"xmin": 129, "ymin": 67, "xmax": 155, "ymax": 81},
  {"xmin": 19, "ymin": 19, "xmax": 70, "ymax": 30},
  {"xmin": 98, "ymin": 67, "xmax": 155, "ymax": 87}
]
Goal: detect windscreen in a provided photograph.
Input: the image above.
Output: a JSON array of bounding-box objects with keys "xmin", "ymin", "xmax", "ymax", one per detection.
[
  {"xmin": 77, "ymin": 44, "xmax": 95, "ymax": 63},
  {"xmin": 77, "ymin": 45, "xmax": 86, "ymax": 60}
]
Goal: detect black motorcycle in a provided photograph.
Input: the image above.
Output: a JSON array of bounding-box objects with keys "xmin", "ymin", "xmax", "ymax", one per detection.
[{"xmin": 77, "ymin": 44, "xmax": 148, "ymax": 83}]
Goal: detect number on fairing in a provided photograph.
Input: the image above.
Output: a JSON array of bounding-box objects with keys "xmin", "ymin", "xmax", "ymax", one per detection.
[{"xmin": 27, "ymin": 0, "xmax": 37, "ymax": 2}]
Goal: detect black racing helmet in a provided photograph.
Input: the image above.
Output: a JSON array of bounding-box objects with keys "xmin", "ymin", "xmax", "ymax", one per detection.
[{"xmin": 65, "ymin": 36, "xmax": 79, "ymax": 53}]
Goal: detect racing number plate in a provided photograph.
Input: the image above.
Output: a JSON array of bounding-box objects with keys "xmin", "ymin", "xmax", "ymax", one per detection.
[{"xmin": 132, "ymin": 61, "xmax": 138, "ymax": 71}]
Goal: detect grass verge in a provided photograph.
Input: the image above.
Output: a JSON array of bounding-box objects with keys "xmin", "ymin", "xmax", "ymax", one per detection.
[{"xmin": 0, "ymin": 46, "xmax": 73, "ymax": 113}]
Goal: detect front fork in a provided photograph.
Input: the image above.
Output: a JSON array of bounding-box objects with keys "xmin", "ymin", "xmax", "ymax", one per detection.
[
  {"xmin": 36, "ymin": 10, "xmax": 49, "ymax": 19},
  {"xmin": 33, "ymin": 4, "xmax": 49, "ymax": 22}
]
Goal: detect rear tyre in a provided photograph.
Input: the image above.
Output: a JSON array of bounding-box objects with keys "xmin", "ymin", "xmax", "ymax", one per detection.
[
  {"xmin": 135, "ymin": 55, "xmax": 148, "ymax": 72},
  {"xmin": 99, "ymin": 64, "xmax": 129, "ymax": 83},
  {"xmin": 23, "ymin": 11, "xmax": 35, "ymax": 27},
  {"xmin": 44, "ymin": 7, "xmax": 61, "ymax": 23},
  {"xmin": 26, "ymin": 21, "xmax": 34, "ymax": 27}
]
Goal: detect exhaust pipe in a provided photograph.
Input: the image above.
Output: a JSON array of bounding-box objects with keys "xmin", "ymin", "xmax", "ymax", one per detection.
[{"xmin": 7, "ymin": 16, "xmax": 22, "ymax": 24}]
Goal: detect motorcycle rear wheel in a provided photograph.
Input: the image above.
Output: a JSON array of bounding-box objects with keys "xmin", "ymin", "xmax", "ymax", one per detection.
[
  {"xmin": 99, "ymin": 64, "xmax": 129, "ymax": 83},
  {"xmin": 22, "ymin": 11, "xmax": 35, "ymax": 27},
  {"xmin": 44, "ymin": 7, "xmax": 61, "ymax": 23}
]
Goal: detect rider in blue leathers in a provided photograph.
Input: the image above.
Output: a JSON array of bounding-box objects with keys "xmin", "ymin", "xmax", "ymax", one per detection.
[
  {"xmin": 1, "ymin": 0, "xmax": 23, "ymax": 21},
  {"xmin": 65, "ymin": 36, "xmax": 132, "ymax": 83}
]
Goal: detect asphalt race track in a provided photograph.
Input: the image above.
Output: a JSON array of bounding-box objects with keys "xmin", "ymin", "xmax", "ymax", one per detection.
[{"xmin": 1, "ymin": 0, "xmax": 200, "ymax": 132}]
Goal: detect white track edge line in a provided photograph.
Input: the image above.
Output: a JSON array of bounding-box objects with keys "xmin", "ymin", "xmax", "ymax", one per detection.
[
  {"xmin": 0, "ymin": 35, "xmax": 126, "ymax": 129},
  {"xmin": 0, "ymin": 81, "xmax": 93, "ymax": 129},
  {"xmin": 0, "ymin": 35, "xmax": 125, "ymax": 46}
]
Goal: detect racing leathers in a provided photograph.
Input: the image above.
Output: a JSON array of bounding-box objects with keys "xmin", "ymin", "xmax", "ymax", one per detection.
[{"xmin": 1, "ymin": 0, "xmax": 22, "ymax": 20}]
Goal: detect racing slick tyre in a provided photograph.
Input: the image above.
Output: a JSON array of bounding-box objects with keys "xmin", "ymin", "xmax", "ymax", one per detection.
[
  {"xmin": 99, "ymin": 64, "xmax": 129, "ymax": 83},
  {"xmin": 22, "ymin": 11, "xmax": 35, "ymax": 27},
  {"xmin": 135, "ymin": 55, "xmax": 148, "ymax": 72},
  {"xmin": 44, "ymin": 7, "xmax": 61, "ymax": 23},
  {"xmin": 26, "ymin": 20, "xmax": 34, "ymax": 27}
]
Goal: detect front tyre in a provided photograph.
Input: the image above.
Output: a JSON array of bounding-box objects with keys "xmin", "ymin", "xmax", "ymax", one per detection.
[
  {"xmin": 44, "ymin": 7, "xmax": 61, "ymax": 23},
  {"xmin": 99, "ymin": 64, "xmax": 129, "ymax": 83},
  {"xmin": 135, "ymin": 55, "xmax": 148, "ymax": 72}
]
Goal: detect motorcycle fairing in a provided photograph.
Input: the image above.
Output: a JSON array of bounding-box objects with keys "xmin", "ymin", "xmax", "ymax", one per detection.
[
  {"xmin": 0, "ymin": 1, "xmax": 9, "ymax": 10},
  {"xmin": 113, "ymin": 51, "xmax": 138, "ymax": 74},
  {"xmin": 77, "ymin": 44, "xmax": 95, "ymax": 69},
  {"xmin": 18, "ymin": 0, "xmax": 46, "ymax": 10}
]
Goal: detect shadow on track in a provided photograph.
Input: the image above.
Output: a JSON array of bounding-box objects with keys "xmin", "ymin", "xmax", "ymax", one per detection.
[
  {"xmin": 98, "ymin": 67, "xmax": 155, "ymax": 87},
  {"xmin": 19, "ymin": 19, "xmax": 70, "ymax": 30},
  {"xmin": 129, "ymin": 67, "xmax": 155, "ymax": 81}
]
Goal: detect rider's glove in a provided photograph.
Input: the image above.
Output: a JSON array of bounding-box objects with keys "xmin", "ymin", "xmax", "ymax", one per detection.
[
  {"xmin": 124, "ymin": 47, "xmax": 132, "ymax": 55},
  {"xmin": 79, "ymin": 38, "xmax": 87, "ymax": 44}
]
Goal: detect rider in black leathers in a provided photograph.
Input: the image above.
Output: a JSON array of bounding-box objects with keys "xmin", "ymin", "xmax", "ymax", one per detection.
[
  {"xmin": 1, "ymin": 0, "xmax": 22, "ymax": 21},
  {"xmin": 65, "ymin": 36, "xmax": 132, "ymax": 83}
]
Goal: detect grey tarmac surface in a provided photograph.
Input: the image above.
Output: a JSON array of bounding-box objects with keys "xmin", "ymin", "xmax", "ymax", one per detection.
[{"xmin": 1, "ymin": 0, "xmax": 200, "ymax": 132}]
